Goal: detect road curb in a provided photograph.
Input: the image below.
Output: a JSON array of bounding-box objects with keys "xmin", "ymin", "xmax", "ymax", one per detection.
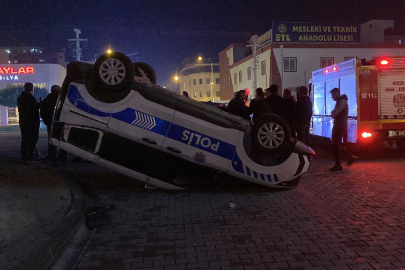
[{"xmin": 16, "ymin": 179, "xmax": 85, "ymax": 270}]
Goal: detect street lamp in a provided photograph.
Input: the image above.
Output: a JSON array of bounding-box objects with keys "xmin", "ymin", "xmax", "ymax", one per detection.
[{"xmin": 197, "ymin": 56, "xmax": 214, "ymax": 102}]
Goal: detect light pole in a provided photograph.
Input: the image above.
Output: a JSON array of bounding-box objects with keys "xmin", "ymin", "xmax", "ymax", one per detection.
[{"xmin": 198, "ymin": 56, "xmax": 214, "ymax": 102}]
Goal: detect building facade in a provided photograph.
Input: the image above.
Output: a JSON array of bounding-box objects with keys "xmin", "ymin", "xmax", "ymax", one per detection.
[
  {"xmin": 0, "ymin": 63, "xmax": 66, "ymax": 125},
  {"xmin": 177, "ymin": 58, "xmax": 220, "ymax": 102},
  {"xmin": 219, "ymin": 20, "xmax": 405, "ymax": 101}
]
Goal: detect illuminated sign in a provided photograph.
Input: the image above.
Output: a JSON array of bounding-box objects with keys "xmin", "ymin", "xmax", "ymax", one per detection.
[
  {"xmin": 0, "ymin": 66, "xmax": 35, "ymax": 74},
  {"xmin": 272, "ymin": 22, "xmax": 360, "ymax": 43}
]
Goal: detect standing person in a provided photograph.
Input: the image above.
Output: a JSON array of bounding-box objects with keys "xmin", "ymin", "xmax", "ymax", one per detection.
[
  {"xmin": 227, "ymin": 90, "xmax": 250, "ymax": 120},
  {"xmin": 40, "ymin": 85, "xmax": 67, "ymax": 166},
  {"xmin": 295, "ymin": 86, "xmax": 313, "ymax": 146},
  {"xmin": 182, "ymin": 91, "xmax": 190, "ymax": 98},
  {"xmin": 282, "ymin": 88, "xmax": 297, "ymax": 138},
  {"xmin": 248, "ymin": 88, "xmax": 271, "ymax": 122},
  {"xmin": 17, "ymin": 82, "xmax": 40, "ymax": 162},
  {"xmin": 329, "ymin": 87, "xmax": 358, "ymax": 171},
  {"xmin": 265, "ymin": 84, "xmax": 287, "ymax": 120}
]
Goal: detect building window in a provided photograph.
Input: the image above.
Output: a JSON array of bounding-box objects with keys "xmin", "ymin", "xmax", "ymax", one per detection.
[
  {"xmin": 199, "ymin": 79, "xmax": 203, "ymax": 84},
  {"xmin": 216, "ymin": 78, "xmax": 220, "ymax": 84},
  {"xmin": 194, "ymin": 92, "xmax": 197, "ymax": 97},
  {"xmin": 30, "ymin": 48, "xmax": 35, "ymax": 53},
  {"xmin": 216, "ymin": 91, "xmax": 220, "ymax": 97},
  {"xmin": 207, "ymin": 91, "xmax": 211, "ymax": 97},
  {"xmin": 234, "ymin": 73, "xmax": 237, "ymax": 84},
  {"xmin": 206, "ymin": 78, "xmax": 210, "ymax": 84},
  {"xmin": 261, "ymin": 60, "xmax": 266, "ymax": 75},
  {"xmin": 193, "ymin": 79, "xmax": 196, "ymax": 85},
  {"xmin": 320, "ymin": 57, "xmax": 334, "ymax": 68},
  {"xmin": 239, "ymin": 71, "xmax": 242, "ymax": 83},
  {"xmin": 283, "ymin": 57, "xmax": 297, "ymax": 72},
  {"xmin": 200, "ymin": 91, "xmax": 203, "ymax": 97},
  {"xmin": 247, "ymin": 67, "xmax": 251, "ymax": 80}
]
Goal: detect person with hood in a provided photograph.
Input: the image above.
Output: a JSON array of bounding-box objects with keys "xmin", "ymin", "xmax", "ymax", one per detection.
[
  {"xmin": 329, "ymin": 87, "xmax": 358, "ymax": 171},
  {"xmin": 17, "ymin": 82, "xmax": 40, "ymax": 162},
  {"xmin": 295, "ymin": 86, "xmax": 312, "ymax": 146}
]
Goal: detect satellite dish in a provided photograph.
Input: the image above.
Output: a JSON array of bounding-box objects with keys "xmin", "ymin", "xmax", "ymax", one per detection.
[{"xmin": 250, "ymin": 35, "xmax": 259, "ymax": 45}]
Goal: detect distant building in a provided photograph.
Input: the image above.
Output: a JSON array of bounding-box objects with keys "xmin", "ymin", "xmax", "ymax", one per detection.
[
  {"xmin": 176, "ymin": 57, "xmax": 220, "ymax": 102},
  {"xmin": 219, "ymin": 20, "xmax": 405, "ymax": 101},
  {"xmin": 0, "ymin": 47, "xmax": 67, "ymax": 125}
]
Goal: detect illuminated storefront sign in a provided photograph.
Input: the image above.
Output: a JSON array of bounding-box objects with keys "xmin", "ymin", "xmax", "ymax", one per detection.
[
  {"xmin": 272, "ymin": 22, "xmax": 360, "ymax": 43},
  {"xmin": 0, "ymin": 66, "xmax": 35, "ymax": 74},
  {"xmin": 0, "ymin": 66, "xmax": 35, "ymax": 81}
]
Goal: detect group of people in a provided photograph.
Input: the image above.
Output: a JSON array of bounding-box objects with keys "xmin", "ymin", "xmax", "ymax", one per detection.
[
  {"xmin": 17, "ymin": 82, "xmax": 66, "ymax": 166},
  {"xmin": 225, "ymin": 84, "xmax": 358, "ymax": 171},
  {"xmin": 226, "ymin": 84, "xmax": 312, "ymax": 147}
]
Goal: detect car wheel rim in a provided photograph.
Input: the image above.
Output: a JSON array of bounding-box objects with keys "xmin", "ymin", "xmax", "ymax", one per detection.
[
  {"xmin": 99, "ymin": 58, "xmax": 126, "ymax": 85},
  {"xmin": 257, "ymin": 122, "xmax": 285, "ymax": 149}
]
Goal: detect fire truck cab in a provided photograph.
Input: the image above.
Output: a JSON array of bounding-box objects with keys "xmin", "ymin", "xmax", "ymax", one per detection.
[{"xmin": 311, "ymin": 57, "xmax": 405, "ymax": 148}]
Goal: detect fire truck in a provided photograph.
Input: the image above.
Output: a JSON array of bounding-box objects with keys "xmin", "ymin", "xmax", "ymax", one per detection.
[{"xmin": 311, "ymin": 57, "xmax": 405, "ymax": 148}]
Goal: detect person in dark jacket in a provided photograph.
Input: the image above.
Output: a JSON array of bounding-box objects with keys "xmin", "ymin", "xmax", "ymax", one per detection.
[
  {"xmin": 227, "ymin": 90, "xmax": 251, "ymax": 120},
  {"xmin": 295, "ymin": 86, "xmax": 313, "ymax": 146},
  {"xmin": 329, "ymin": 87, "xmax": 358, "ymax": 171},
  {"xmin": 40, "ymin": 85, "xmax": 67, "ymax": 166},
  {"xmin": 283, "ymin": 88, "xmax": 297, "ymax": 138},
  {"xmin": 248, "ymin": 88, "xmax": 271, "ymax": 122},
  {"xmin": 17, "ymin": 82, "xmax": 40, "ymax": 162},
  {"xmin": 265, "ymin": 84, "xmax": 288, "ymax": 120}
]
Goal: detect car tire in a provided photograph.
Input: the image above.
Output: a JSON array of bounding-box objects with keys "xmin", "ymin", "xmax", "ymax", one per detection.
[
  {"xmin": 134, "ymin": 62, "xmax": 157, "ymax": 84},
  {"xmin": 94, "ymin": 52, "xmax": 135, "ymax": 93},
  {"xmin": 251, "ymin": 113, "xmax": 291, "ymax": 155}
]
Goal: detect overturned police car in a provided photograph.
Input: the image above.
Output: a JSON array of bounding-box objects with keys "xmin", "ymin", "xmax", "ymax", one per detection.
[{"xmin": 50, "ymin": 52, "xmax": 314, "ymax": 190}]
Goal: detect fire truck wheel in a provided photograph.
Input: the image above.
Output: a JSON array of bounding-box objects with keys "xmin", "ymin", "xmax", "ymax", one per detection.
[
  {"xmin": 94, "ymin": 52, "xmax": 134, "ymax": 93},
  {"xmin": 251, "ymin": 113, "xmax": 291, "ymax": 155},
  {"xmin": 134, "ymin": 62, "xmax": 157, "ymax": 84}
]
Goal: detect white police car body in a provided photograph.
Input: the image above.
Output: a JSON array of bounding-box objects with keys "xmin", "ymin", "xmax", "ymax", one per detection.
[{"xmin": 50, "ymin": 52, "xmax": 314, "ymax": 190}]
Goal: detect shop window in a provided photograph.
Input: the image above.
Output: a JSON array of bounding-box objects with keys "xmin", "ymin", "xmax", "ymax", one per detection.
[
  {"xmin": 320, "ymin": 57, "xmax": 334, "ymax": 68},
  {"xmin": 284, "ymin": 57, "xmax": 297, "ymax": 72},
  {"xmin": 247, "ymin": 67, "xmax": 251, "ymax": 80},
  {"xmin": 239, "ymin": 71, "xmax": 242, "ymax": 83},
  {"xmin": 261, "ymin": 60, "xmax": 266, "ymax": 75}
]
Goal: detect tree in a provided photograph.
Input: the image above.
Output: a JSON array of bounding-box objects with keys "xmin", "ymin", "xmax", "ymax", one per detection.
[{"xmin": 0, "ymin": 85, "xmax": 49, "ymax": 107}]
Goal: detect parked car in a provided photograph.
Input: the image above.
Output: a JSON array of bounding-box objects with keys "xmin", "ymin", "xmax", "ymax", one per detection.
[{"xmin": 50, "ymin": 52, "xmax": 314, "ymax": 190}]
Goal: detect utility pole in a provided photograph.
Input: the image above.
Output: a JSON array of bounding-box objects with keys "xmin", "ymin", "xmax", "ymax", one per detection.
[
  {"xmin": 68, "ymin": 28, "xmax": 87, "ymax": 61},
  {"xmin": 246, "ymin": 35, "xmax": 262, "ymax": 97}
]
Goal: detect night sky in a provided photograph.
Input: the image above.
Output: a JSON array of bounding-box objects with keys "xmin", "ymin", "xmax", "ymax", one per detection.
[{"xmin": 1, "ymin": 0, "xmax": 404, "ymax": 85}]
